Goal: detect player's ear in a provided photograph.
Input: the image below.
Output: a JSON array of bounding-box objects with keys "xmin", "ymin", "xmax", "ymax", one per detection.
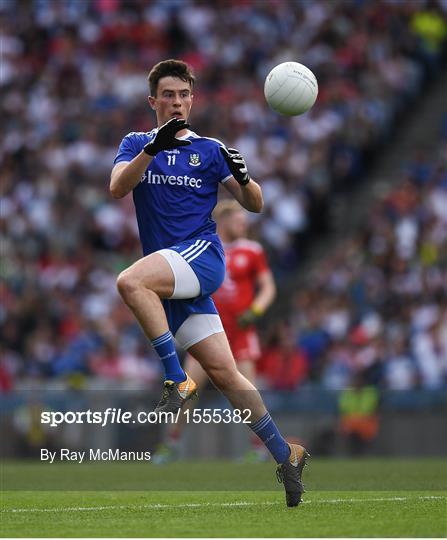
[{"xmin": 148, "ymin": 95, "xmax": 156, "ymax": 110}]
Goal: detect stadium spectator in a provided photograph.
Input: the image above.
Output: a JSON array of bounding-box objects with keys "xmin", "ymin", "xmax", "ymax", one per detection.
[
  {"xmin": 338, "ymin": 371, "xmax": 380, "ymax": 455},
  {"xmin": 257, "ymin": 322, "xmax": 309, "ymax": 391}
]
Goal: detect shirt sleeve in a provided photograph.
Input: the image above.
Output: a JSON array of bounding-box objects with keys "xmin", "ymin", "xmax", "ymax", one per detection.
[{"xmin": 114, "ymin": 133, "xmax": 145, "ymax": 164}]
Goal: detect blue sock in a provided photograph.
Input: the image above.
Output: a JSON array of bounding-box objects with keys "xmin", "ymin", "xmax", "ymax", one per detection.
[
  {"xmin": 151, "ymin": 331, "xmax": 186, "ymax": 383},
  {"xmin": 250, "ymin": 412, "xmax": 290, "ymax": 464}
]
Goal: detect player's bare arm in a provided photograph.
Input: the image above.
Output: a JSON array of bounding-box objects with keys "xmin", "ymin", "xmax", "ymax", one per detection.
[
  {"xmin": 238, "ymin": 269, "xmax": 276, "ymax": 328},
  {"xmin": 253, "ymin": 269, "xmax": 276, "ymax": 313},
  {"xmin": 220, "ymin": 147, "xmax": 263, "ymax": 212},
  {"xmin": 224, "ymin": 177, "xmax": 264, "ymax": 213},
  {"xmin": 110, "ymin": 154, "xmax": 152, "ymax": 199}
]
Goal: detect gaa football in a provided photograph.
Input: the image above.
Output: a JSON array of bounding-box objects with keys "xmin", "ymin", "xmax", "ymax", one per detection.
[{"xmin": 264, "ymin": 61, "xmax": 318, "ymax": 116}]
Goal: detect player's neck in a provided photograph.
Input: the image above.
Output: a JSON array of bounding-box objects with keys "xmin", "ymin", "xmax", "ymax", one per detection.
[{"xmin": 178, "ymin": 129, "xmax": 191, "ymax": 139}]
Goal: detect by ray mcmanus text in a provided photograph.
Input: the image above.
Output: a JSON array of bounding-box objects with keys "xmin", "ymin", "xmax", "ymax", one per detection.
[{"xmin": 40, "ymin": 448, "xmax": 152, "ymax": 464}]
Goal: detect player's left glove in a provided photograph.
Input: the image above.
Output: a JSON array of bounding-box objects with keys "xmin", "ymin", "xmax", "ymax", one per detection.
[
  {"xmin": 237, "ymin": 304, "xmax": 264, "ymax": 328},
  {"xmin": 220, "ymin": 147, "xmax": 250, "ymax": 186}
]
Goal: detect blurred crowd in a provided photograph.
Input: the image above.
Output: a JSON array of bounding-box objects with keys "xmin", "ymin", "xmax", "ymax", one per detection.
[
  {"xmin": 261, "ymin": 135, "xmax": 447, "ymax": 392},
  {"xmin": 1, "ymin": 0, "xmax": 447, "ymax": 389}
]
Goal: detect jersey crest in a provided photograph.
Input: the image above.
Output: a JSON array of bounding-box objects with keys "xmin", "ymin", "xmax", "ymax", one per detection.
[{"xmin": 189, "ymin": 153, "xmax": 201, "ymax": 167}]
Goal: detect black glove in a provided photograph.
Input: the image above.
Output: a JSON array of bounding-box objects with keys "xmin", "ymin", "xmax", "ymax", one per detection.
[
  {"xmin": 143, "ymin": 118, "xmax": 191, "ymax": 156},
  {"xmin": 237, "ymin": 305, "xmax": 263, "ymax": 328},
  {"xmin": 220, "ymin": 147, "xmax": 250, "ymax": 186}
]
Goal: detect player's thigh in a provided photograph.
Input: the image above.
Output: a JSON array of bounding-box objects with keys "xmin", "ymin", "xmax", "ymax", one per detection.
[
  {"xmin": 118, "ymin": 253, "xmax": 174, "ymax": 298},
  {"xmin": 184, "ymin": 353, "xmax": 209, "ymax": 389},
  {"xmin": 188, "ymin": 332, "xmax": 260, "ymax": 407},
  {"xmin": 188, "ymin": 331, "xmax": 237, "ymax": 376}
]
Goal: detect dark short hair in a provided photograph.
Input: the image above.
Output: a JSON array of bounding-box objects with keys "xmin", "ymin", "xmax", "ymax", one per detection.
[{"xmin": 148, "ymin": 59, "xmax": 195, "ymax": 97}]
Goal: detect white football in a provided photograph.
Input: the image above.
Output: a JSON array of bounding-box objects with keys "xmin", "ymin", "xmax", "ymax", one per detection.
[{"xmin": 264, "ymin": 61, "xmax": 318, "ymax": 116}]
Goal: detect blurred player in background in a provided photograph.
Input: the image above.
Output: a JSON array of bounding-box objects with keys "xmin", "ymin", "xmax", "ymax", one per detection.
[
  {"xmin": 154, "ymin": 200, "xmax": 276, "ymax": 463},
  {"xmin": 110, "ymin": 59, "xmax": 308, "ymax": 506},
  {"xmin": 213, "ymin": 201, "xmax": 276, "ymax": 384}
]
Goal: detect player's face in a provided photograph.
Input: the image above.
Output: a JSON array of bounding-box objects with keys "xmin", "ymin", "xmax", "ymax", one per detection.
[
  {"xmin": 222, "ymin": 211, "xmax": 248, "ymax": 241},
  {"xmin": 148, "ymin": 76, "xmax": 193, "ymax": 128}
]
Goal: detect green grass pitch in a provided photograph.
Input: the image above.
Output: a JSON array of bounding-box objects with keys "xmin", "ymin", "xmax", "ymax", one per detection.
[{"xmin": 1, "ymin": 459, "xmax": 446, "ymax": 537}]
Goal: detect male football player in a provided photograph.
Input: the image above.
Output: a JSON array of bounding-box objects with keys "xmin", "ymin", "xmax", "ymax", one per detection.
[{"xmin": 110, "ymin": 59, "xmax": 308, "ymax": 506}]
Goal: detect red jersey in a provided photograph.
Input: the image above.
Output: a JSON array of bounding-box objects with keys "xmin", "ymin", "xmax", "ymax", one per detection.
[{"xmin": 213, "ymin": 239, "xmax": 269, "ymax": 322}]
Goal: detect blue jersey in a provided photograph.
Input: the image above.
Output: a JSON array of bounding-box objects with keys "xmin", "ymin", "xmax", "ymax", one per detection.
[{"xmin": 114, "ymin": 130, "xmax": 232, "ymax": 255}]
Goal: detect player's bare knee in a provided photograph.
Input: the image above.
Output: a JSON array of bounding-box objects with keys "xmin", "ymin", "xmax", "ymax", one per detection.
[
  {"xmin": 116, "ymin": 270, "xmax": 140, "ymax": 300},
  {"xmin": 208, "ymin": 365, "xmax": 239, "ymax": 391}
]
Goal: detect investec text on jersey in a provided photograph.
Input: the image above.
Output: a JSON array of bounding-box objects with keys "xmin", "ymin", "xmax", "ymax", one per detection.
[{"xmin": 141, "ymin": 170, "xmax": 203, "ymax": 188}]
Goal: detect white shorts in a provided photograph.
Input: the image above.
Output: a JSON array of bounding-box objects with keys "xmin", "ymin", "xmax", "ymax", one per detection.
[
  {"xmin": 174, "ymin": 313, "xmax": 224, "ymax": 350},
  {"xmin": 157, "ymin": 248, "xmax": 224, "ymax": 349},
  {"xmin": 157, "ymin": 248, "xmax": 200, "ymax": 299}
]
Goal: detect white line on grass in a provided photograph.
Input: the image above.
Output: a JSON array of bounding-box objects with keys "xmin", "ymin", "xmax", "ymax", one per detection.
[{"xmin": 1, "ymin": 495, "xmax": 445, "ymax": 513}]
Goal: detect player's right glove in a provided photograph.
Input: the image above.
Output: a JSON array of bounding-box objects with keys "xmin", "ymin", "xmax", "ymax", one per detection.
[
  {"xmin": 220, "ymin": 147, "xmax": 250, "ymax": 186},
  {"xmin": 143, "ymin": 118, "xmax": 192, "ymax": 156}
]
